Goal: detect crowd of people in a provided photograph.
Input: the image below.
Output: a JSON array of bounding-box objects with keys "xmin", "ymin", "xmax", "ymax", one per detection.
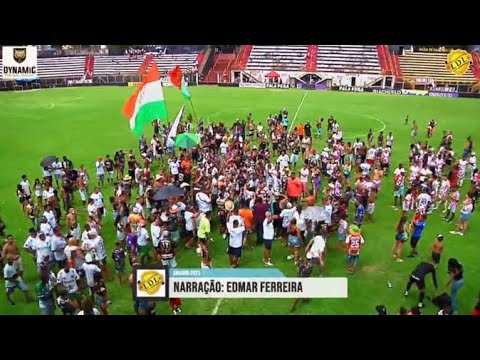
[{"xmin": 1, "ymin": 106, "xmax": 479, "ymax": 315}]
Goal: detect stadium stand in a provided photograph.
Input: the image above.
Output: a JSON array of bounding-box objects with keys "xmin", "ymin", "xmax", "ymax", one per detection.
[
  {"xmin": 316, "ymin": 45, "xmax": 381, "ymax": 74},
  {"xmin": 398, "ymin": 50, "xmax": 476, "ymax": 84},
  {"xmin": 246, "ymin": 45, "xmax": 308, "ymax": 71},
  {"xmin": 94, "ymin": 54, "xmax": 198, "ymax": 75},
  {"xmin": 0, "ymin": 54, "xmax": 199, "ymax": 78}
]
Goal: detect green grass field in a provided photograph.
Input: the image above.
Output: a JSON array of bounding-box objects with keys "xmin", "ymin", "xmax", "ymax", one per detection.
[{"xmin": 1, "ymin": 86, "xmax": 479, "ymax": 315}]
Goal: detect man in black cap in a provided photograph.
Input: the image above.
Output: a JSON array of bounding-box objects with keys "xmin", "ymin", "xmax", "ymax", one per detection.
[
  {"xmin": 404, "ymin": 260, "xmax": 438, "ymax": 308},
  {"xmin": 375, "ymin": 305, "xmax": 387, "ymax": 315}
]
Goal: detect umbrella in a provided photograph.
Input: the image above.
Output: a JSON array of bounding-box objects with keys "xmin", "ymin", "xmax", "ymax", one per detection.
[
  {"xmin": 150, "ymin": 185, "xmax": 185, "ymax": 201},
  {"xmin": 174, "ymin": 133, "xmax": 200, "ymax": 149},
  {"xmin": 264, "ymin": 71, "xmax": 280, "ymax": 78},
  {"xmin": 40, "ymin": 155, "xmax": 57, "ymax": 168},
  {"xmin": 302, "ymin": 206, "xmax": 328, "ymax": 222}
]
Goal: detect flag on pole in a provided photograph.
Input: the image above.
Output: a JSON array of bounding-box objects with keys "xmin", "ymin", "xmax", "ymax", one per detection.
[
  {"xmin": 169, "ymin": 65, "xmax": 191, "ymax": 100},
  {"xmin": 137, "ymin": 54, "xmax": 153, "ymax": 76},
  {"xmin": 180, "ymin": 76, "xmax": 191, "ymax": 100},
  {"xmin": 122, "ymin": 62, "xmax": 167, "ymax": 135},
  {"xmin": 168, "ymin": 105, "xmax": 185, "ymax": 140}
]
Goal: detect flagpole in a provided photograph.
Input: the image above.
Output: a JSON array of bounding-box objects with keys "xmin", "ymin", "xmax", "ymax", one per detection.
[{"xmin": 189, "ymin": 98, "xmax": 198, "ymax": 121}]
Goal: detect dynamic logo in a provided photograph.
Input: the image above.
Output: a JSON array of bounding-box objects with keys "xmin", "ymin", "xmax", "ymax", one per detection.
[
  {"xmin": 137, "ymin": 270, "xmax": 164, "ymax": 295},
  {"xmin": 13, "ymin": 48, "xmax": 27, "ymax": 64},
  {"xmin": 445, "ymin": 49, "xmax": 472, "ymax": 76}
]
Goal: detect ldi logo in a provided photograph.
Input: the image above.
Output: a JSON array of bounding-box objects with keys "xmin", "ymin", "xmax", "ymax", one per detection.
[
  {"xmin": 445, "ymin": 49, "xmax": 472, "ymax": 76},
  {"xmin": 2, "ymin": 46, "xmax": 38, "ymax": 80},
  {"xmin": 133, "ymin": 265, "xmax": 168, "ymax": 300}
]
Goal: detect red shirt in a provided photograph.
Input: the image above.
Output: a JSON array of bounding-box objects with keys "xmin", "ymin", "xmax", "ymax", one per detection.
[{"xmin": 286, "ymin": 177, "xmax": 302, "ymax": 198}]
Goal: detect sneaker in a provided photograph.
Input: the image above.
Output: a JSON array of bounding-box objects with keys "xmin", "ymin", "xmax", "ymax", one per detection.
[
  {"xmin": 449, "ymin": 231, "xmax": 457, "ymax": 235},
  {"xmin": 264, "ymin": 261, "xmax": 274, "ymax": 267},
  {"xmin": 447, "ymin": 220, "xmax": 453, "ymax": 224},
  {"xmin": 404, "ymin": 291, "xmax": 409, "ymax": 297},
  {"xmin": 457, "ymin": 232, "xmax": 464, "ymax": 236},
  {"xmin": 286, "ymin": 255, "xmax": 294, "ymax": 260},
  {"xmin": 418, "ymin": 302, "xmax": 424, "ymax": 308},
  {"xmin": 177, "ymin": 308, "xmax": 182, "ymax": 313},
  {"xmin": 107, "ymin": 300, "xmax": 113, "ymax": 305},
  {"xmin": 222, "ymin": 234, "xmax": 227, "ymax": 239},
  {"xmin": 172, "ymin": 309, "xmax": 179, "ymax": 315},
  {"xmin": 442, "ymin": 210, "xmax": 447, "ymax": 214},
  {"xmin": 396, "ymin": 258, "xmax": 404, "ymax": 263}
]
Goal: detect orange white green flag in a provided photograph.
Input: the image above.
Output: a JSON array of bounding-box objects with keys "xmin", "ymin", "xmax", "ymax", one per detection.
[{"xmin": 122, "ymin": 62, "xmax": 167, "ymax": 135}]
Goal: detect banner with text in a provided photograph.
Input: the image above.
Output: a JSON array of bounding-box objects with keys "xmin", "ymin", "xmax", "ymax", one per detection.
[{"xmin": 239, "ymin": 82, "xmax": 266, "ymax": 89}]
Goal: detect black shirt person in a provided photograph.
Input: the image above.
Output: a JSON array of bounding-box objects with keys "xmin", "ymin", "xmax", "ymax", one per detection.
[
  {"xmin": 290, "ymin": 258, "xmax": 312, "ymax": 312},
  {"xmin": 304, "ymin": 122, "xmax": 312, "ymax": 138},
  {"xmin": 405, "ymin": 261, "xmax": 438, "ymax": 308}
]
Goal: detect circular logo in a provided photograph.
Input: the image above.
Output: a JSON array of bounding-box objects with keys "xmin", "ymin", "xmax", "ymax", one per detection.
[
  {"xmin": 445, "ymin": 49, "xmax": 472, "ymax": 76},
  {"xmin": 137, "ymin": 271, "xmax": 164, "ymax": 295}
]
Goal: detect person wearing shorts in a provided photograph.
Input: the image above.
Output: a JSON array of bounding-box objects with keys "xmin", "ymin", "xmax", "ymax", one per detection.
[
  {"xmin": 4, "ymin": 256, "xmax": 32, "ymax": 305},
  {"xmin": 408, "ymin": 214, "xmax": 426, "ymax": 258},
  {"xmin": 405, "ymin": 261, "xmax": 438, "ymax": 308},
  {"xmin": 262, "ymin": 212, "xmax": 277, "ymax": 267},
  {"xmin": 345, "ymin": 225, "xmax": 365, "ymax": 275},
  {"xmin": 430, "ymin": 234, "xmax": 444, "ymax": 265}
]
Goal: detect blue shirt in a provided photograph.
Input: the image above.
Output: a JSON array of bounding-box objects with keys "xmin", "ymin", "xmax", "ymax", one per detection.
[
  {"xmin": 412, "ymin": 221, "xmax": 426, "ymax": 238},
  {"xmin": 355, "ymin": 205, "xmax": 364, "ymax": 218}
]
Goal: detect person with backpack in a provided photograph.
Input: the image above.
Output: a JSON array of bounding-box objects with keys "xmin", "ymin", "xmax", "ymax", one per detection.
[{"xmin": 445, "ymin": 258, "xmax": 464, "ymax": 314}]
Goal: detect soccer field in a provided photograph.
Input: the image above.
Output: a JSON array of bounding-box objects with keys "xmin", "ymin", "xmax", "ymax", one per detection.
[{"xmin": 1, "ymin": 86, "xmax": 479, "ymax": 315}]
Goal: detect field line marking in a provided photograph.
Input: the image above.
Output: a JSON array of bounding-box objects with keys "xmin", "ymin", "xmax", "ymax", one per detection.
[
  {"xmin": 47, "ymin": 103, "xmax": 55, "ymax": 110},
  {"xmin": 211, "ymin": 298, "xmax": 223, "ymax": 315},
  {"xmin": 289, "ymin": 92, "xmax": 309, "ymax": 133}
]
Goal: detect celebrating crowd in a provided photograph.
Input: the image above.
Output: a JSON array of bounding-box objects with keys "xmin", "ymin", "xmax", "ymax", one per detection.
[{"xmin": 2, "ymin": 106, "xmax": 479, "ymax": 315}]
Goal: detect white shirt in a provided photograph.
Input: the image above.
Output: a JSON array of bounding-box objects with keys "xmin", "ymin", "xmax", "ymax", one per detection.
[
  {"xmin": 262, "ymin": 218, "xmax": 275, "ymax": 240},
  {"xmin": 184, "ymin": 211, "xmax": 195, "ymax": 231},
  {"xmin": 87, "ymin": 203, "xmax": 97, "ymax": 217},
  {"xmin": 137, "ymin": 228, "xmax": 150, "ymax": 246},
  {"xmin": 196, "ymin": 192, "xmax": 212, "ymax": 213},
  {"xmin": 134, "ymin": 202, "xmax": 145, "ymax": 219},
  {"xmin": 277, "ymin": 154, "xmax": 290, "ymax": 170},
  {"xmin": 51, "ymin": 235, "xmax": 67, "ymax": 261},
  {"xmin": 417, "ymin": 193, "xmax": 431, "ymax": 209},
  {"xmin": 93, "ymin": 236, "xmax": 107, "ymax": 260},
  {"xmin": 394, "ymin": 168, "xmax": 405, "ymax": 176},
  {"xmin": 307, "ymin": 235, "xmax": 325, "ymax": 259},
  {"xmin": 90, "ymin": 192, "xmax": 104, "ymax": 208},
  {"xmin": 33, "ymin": 237, "xmax": 52, "ymax": 265},
  {"xmin": 23, "ymin": 235, "xmax": 37, "ymax": 252},
  {"xmin": 227, "ymin": 224, "xmax": 245, "ymax": 248},
  {"xmin": 280, "ymin": 208, "xmax": 295, "ymax": 228},
  {"xmin": 220, "ymin": 142, "xmax": 228, "ymax": 154},
  {"xmin": 95, "ymin": 161, "xmax": 105, "ymax": 175},
  {"xmin": 81, "ymin": 238, "xmax": 96, "ymax": 252},
  {"xmin": 292, "ymin": 211, "xmax": 306, "ymax": 232},
  {"xmin": 43, "ymin": 210, "xmax": 57, "ymax": 229},
  {"xmin": 151, "ymin": 224, "xmax": 162, "ymax": 247},
  {"xmin": 82, "ymin": 263, "xmax": 101, "ymax": 287},
  {"xmin": 57, "ymin": 269, "xmax": 79, "ymax": 293},
  {"xmin": 300, "ymin": 168, "xmax": 309, "ymax": 183},
  {"xmin": 169, "ymin": 160, "xmax": 180, "ymax": 175},
  {"xmin": 20, "ymin": 180, "xmax": 31, "ymax": 196}
]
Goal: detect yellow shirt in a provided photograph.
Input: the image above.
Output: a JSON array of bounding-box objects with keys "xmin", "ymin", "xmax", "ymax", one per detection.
[{"xmin": 197, "ymin": 215, "xmax": 211, "ymax": 239}]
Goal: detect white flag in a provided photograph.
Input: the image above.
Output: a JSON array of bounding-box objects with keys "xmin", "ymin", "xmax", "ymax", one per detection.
[{"xmin": 168, "ymin": 105, "xmax": 185, "ymax": 140}]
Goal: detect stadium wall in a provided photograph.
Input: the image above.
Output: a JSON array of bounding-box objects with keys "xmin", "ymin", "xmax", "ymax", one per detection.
[{"xmin": 0, "ymin": 76, "xmax": 478, "ymax": 99}]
